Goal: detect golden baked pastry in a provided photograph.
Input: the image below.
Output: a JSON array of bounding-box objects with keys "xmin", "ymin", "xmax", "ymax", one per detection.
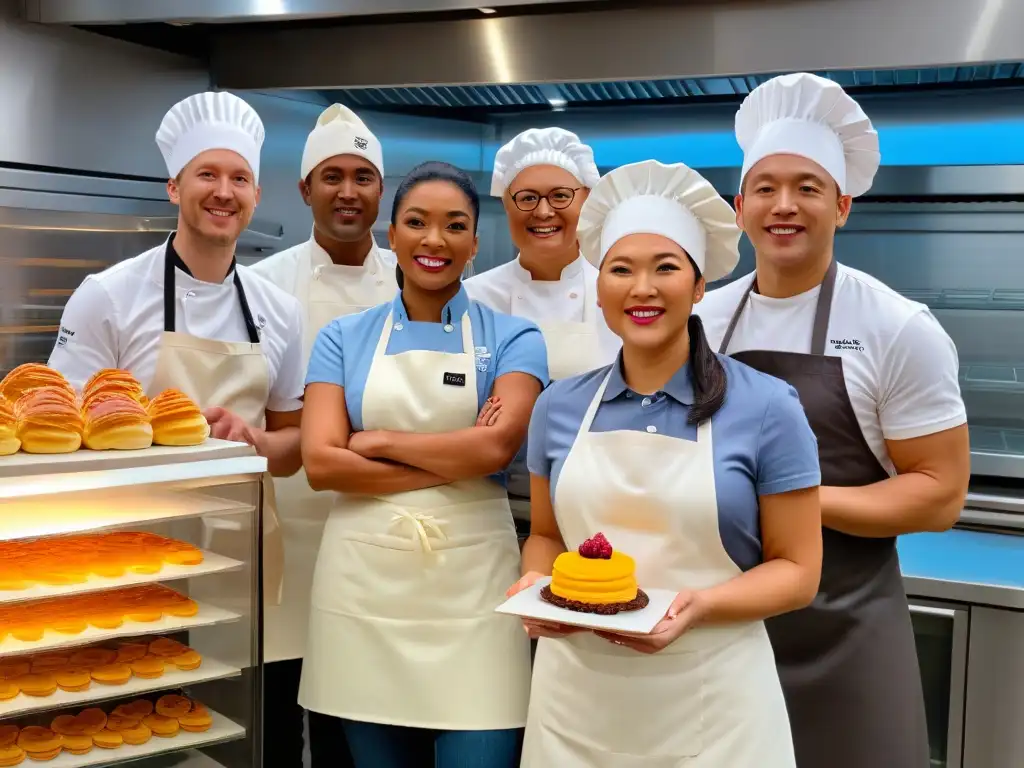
[
  {"xmin": 120, "ymin": 722, "xmax": 152, "ymax": 746},
  {"xmin": 91, "ymin": 663, "xmax": 132, "ymax": 686},
  {"xmin": 542, "ymin": 533, "xmax": 650, "ymax": 615},
  {"xmin": 142, "ymin": 714, "xmax": 179, "ymax": 738},
  {"xmin": 169, "ymin": 649, "xmax": 202, "ymax": 671},
  {"xmin": 11, "ymin": 673, "xmax": 56, "ymax": 698},
  {"xmin": 60, "ymin": 733, "xmax": 93, "ymax": 756},
  {"xmin": 155, "ymin": 694, "xmax": 191, "ymax": 719},
  {"xmin": 82, "ymin": 393, "xmax": 153, "ymax": 451},
  {"xmin": 0, "ymin": 681, "xmax": 18, "ymax": 701},
  {"xmin": 75, "ymin": 709, "xmax": 107, "ymax": 736},
  {"xmin": 15, "ymin": 727, "xmax": 61, "ymax": 762},
  {"xmin": 129, "ymin": 656, "xmax": 165, "ymax": 680},
  {"xmin": 14, "ymin": 387, "xmax": 83, "ymax": 454},
  {"xmin": 80, "ymin": 369, "xmax": 147, "ymax": 412},
  {"xmin": 91, "ymin": 730, "xmax": 122, "ymax": 750},
  {"xmin": 0, "ymin": 396, "xmax": 20, "ymax": 456},
  {"xmin": 178, "ymin": 701, "xmax": 213, "ymax": 733},
  {"xmin": 0, "ymin": 364, "xmax": 75, "ymax": 408},
  {"xmin": 112, "ymin": 700, "xmax": 153, "ymax": 720},
  {"xmin": 0, "ymin": 727, "xmax": 18, "ymax": 749},
  {"xmin": 147, "ymin": 389, "xmax": 210, "ymax": 446},
  {"xmin": 54, "ymin": 667, "xmax": 92, "ymax": 693},
  {"xmin": 0, "ymin": 745, "xmax": 22, "ymax": 768}
]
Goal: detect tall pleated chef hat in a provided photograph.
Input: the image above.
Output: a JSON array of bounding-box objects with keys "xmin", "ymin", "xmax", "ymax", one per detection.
[
  {"xmin": 300, "ymin": 103, "xmax": 384, "ymax": 180},
  {"xmin": 490, "ymin": 127, "xmax": 600, "ymax": 196},
  {"xmin": 156, "ymin": 91, "xmax": 266, "ymax": 182},
  {"xmin": 736, "ymin": 72, "xmax": 881, "ymax": 198},
  {"xmin": 577, "ymin": 159, "xmax": 741, "ymax": 283}
]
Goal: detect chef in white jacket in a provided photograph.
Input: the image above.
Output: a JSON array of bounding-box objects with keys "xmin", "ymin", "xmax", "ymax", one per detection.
[
  {"xmin": 250, "ymin": 103, "xmax": 396, "ymax": 768},
  {"xmin": 47, "ymin": 95, "xmax": 306, "ymax": 723},
  {"xmin": 465, "ymin": 128, "xmax": 619, "ymax": 521}
]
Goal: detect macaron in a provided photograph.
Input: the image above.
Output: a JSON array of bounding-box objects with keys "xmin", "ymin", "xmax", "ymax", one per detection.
[
  {"xmin": 178, "ymin": 703, "xmax": 213, "ymax": 734},
  {"xmin": 142, "ymin": 714, "xmax": 179, "ymax": 738},
  {"xmin": 114, "ymin": 643, "xmax": 149, "ymax": 663},
  {"xmin": 28, "ymin": 655, "xmax": 68, "ymax": 673},
  {"xmin": 91, "ymin": 663, "xmax": 132, "ymax": 686},
  {"xmin": 11, "ymin": 673, "xmax": 56, "ymax": 698},
  {"xmin": 60, "ymin": 733, "xmax": 93, "ymax": 756},
  {"xmin": 16, "ymin": 727, "xmax": 62, "ymax": 760},
  {"xmin": 0, "ymin": 681, "xmax": 18, "ymax": 702},
  {"xmin": 129, "ymin": 656, "xmax": 165, "ymax": 680},
  {"xmin": 148, "ymin": 639, "xmax": 187, "ymax": 658},
  {"xmin": 54, "ymin": 667, "xmax": 92, "ymax": 693},
  {"xmin": 169, "ymin": 650, "xmax": 202, "ymax": 671},
  {"xmin": 155, "ymin": 695, "xmax": 191, "ymax": 719},
  {"xmin": 0, "ymin": 744, "xmax": 24, "ymax": 767},
  {"xmin": 68, "ymin": 648, "xmax": 116, "ymax": 668},
  {"xmin": 113, "ymin": 700, "xmax": 153, "ymax": 719},
  {"xmin": 120, "ymin": 722, "xmax": 152, "ymax": 746},
  {"xmin": 76, "ymin": 709, "xmax": 107, "ymax": 735},
  {"xmin": 91, "ymin": 730, "xmax": 123, "ymax": 750}
]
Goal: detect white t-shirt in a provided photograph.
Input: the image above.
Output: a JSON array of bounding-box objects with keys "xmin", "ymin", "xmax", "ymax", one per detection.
[
  {"xmin": 464, "ymin": 255, "xmax": 621, "ymax": 366},
  {"xmin": 48, "ymin": 241, "xmax": 306, "ymax": 412},
  {"xmin": 695, "ymin": 263, "xmax": 967, "ymax": 474}
]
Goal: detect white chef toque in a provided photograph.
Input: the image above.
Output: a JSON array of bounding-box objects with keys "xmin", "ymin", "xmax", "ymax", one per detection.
[
  {"xmin": 156, "ymin": 91, "xmax": 266, "ymax": 182},
  {"xmin": 736, "ymin": 72, "xmax": 881, "ymax": 198},
  {"xmin": 578, "ymin": 160, "xmax": 741, "ymax": 283},
  {"xmin": 300, "ymin": 103, "xmax": 384, "ymax": 180},
  {"xmin": 490, "ymin": 127, "xmax": 600, "ymax": 196}
]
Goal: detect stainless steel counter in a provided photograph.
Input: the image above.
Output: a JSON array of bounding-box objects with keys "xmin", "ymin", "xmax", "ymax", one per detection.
[{"xmin": 899, "ymin": 529, "xmax": 1024, "ymax": 609}]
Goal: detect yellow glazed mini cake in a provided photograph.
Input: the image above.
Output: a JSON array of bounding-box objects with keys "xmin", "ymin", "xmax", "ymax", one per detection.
[{"xmin": 541, "ymin": 532, "xmax": 650, "ymax": 615}]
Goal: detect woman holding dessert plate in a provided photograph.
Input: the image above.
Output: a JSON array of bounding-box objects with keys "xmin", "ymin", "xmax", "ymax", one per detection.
[
  {"xmin": 299, "ymin": 161, "xmax": 548, "ymax": 768},
  {"xmin": 510, "ymin": 159, "xmax": 823, "ymax": 767}
]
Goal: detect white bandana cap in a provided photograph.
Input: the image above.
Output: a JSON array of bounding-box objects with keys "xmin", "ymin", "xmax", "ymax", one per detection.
[
  {"xmin": 578, "ymin": 159, "xmax": 741, "ymax": 282},
  {"xmin": 301, "ymin": 103, "xmax": 384, "ymax": 179},
  {"xmin": 736, "ymin": 72, "xmax": 880, "ymax": 197},
  {"xmin": 490, "ymin": 127, "xmax": 600, "ymax": 196},
  {"xmin": 156, "ymin": 91, "xmax": 265, "ymax": 182}
]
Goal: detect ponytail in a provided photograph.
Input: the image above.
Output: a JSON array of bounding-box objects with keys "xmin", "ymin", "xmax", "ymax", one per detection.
[{"xmin": 686, "ymin": 258, "xmax": 727, "ymax": 424}]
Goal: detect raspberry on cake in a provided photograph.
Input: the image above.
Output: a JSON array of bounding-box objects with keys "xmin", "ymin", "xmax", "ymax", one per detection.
[{"xmin": 541, "ymin": 533, "xmax": 650, "ymax": 615}]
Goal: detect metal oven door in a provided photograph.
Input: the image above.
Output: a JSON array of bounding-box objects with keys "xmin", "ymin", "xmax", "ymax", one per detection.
[{"xmin": 909, "ymin": 601, "xmax": 969, "ymax": 768}]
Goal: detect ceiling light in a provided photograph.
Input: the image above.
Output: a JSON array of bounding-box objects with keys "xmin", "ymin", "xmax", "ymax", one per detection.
[
  {"xmin": 548, "ymin": 97, "xmax": 567, "ymax": 110},
  {"xmin": 479, "ymin": 7, "xmax": 496, "ymax": 13}
]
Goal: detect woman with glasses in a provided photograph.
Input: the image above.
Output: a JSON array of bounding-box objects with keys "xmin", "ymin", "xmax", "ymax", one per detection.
[{"xmin": 466, "ymin": 128, "xmax": 620, "ymax": 522}]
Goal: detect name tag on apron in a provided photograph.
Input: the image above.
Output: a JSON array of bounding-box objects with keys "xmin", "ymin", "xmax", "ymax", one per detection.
[{"xmin": 443, "ymin": 372, "xmax": 467, "ymax": 387}]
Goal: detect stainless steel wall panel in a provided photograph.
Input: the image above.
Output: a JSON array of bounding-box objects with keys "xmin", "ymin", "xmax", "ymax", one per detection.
[{"xmin": 208, "ymin": 0, "xmax": 1024, "ymax": 90}]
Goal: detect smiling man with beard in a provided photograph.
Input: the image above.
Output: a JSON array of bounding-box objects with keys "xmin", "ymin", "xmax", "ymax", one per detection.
[
  {"xmin": 48, "ymin": 92, "xmax": 307, "ymax": 713},
  {"xmin": 249, "ymin": 102, "xmax": 397, "ymax": 768}
]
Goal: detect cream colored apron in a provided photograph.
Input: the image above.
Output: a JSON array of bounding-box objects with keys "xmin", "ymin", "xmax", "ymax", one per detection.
[
  {"xmin": 148, "ymin": 246, "xmax": 285, "ymax": 608},
  {"xmin": 298, "ymin": 309, "xmax": 531, "ymax": 729},
  {"xmin": 521, "ymin": 370, "xmax": 796, "ymax": 767},
  {"xmin": 265, "ymin": 240, "xmax": 397, "ymax": 663},
  {"xmin": 508, "ymin": 272, "xmax": 603, "ymax": 520}
]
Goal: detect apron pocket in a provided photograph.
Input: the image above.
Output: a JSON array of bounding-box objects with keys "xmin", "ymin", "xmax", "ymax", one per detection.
[{"xmin": 535, "ymin": 636, "xmax": 705, "ymax": 759}]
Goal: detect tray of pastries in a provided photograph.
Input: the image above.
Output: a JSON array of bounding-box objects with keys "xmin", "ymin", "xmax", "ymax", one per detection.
[
  {"xmin": 0, "ymin": 365, "xmax": 210, "ymax": 456},
  {"xmin": 0, "ymin": 694, "xmax": 229, "ymax": 765},
  {"xmin": 0, "ymin": 637, "xmax": 214, "ymax": 711}
]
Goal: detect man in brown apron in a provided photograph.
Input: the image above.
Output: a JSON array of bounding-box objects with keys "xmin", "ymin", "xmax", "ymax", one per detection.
[{"xmin": 696, "ymin": 73, "xmax": 971, "ymax": 767}]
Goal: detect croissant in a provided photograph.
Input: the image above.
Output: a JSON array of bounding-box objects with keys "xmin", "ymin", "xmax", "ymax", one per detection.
[
  {"xmin": 0, "ymin": 363, "xmax": 76, "ymax": 407},
  {"xmin": 147, "ymin": 389, "xmax": 210, "ymax": 447},
  {"xmin": 81, "ymin": 368, "xmax": 148, "ymax": 412},
  {"xmin": 83, "ymin": 393, "xmax": 153, "ymax": 451},
  {"xmin": 16, "ymin": 386, "xmax": 84, "ymax": 454},
  {"xmin": 0, "ymin": 395, "xmax": 20, "ymax": 456}
]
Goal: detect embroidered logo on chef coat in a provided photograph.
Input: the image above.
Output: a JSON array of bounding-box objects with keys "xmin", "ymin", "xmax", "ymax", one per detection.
[
  {"xmin": 474, "ymin": 346, "xmax": 491, "ymax": 373},
  {"xmin": 830, "ymin": 337, "xmax": 864, "ymax": 352},
  {"xmin": 57, "ymin": 325, "xmax": 75, "ymax": 347},
  {"xmin": 354, "ymin": 137, "xmax": 369, "ymax": 150}
]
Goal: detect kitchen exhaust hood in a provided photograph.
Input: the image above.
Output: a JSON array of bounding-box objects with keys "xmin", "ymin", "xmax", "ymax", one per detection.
[
  {"xmin": 21, "ymin": 0, "xmax": 601, "ymax": 24},
  {"xmin": 199, "ymin": 0, "xmax": 1024, "ymax": 91}
]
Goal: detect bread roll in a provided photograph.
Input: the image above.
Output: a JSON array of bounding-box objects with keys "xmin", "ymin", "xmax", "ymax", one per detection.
[
  {"xmin": 83, "ymin": 394, "xmax": 153, "ymax": 451},
  {"xmin": 16, "ymin": 387, "xmax": 83, "ymax": 454},
  {"xmin": 147, "ymin": 389, "xmax": 210, "ymax": 446},
  {"xmin": 0, "ymin": 363, "xmax": 76, "ymax": 408},
  {"xmin": 0, "ymin": 396, "xmax": 20, "ymax": 456},
  {"xmin": 81, "ymin": 368, "xmax": 148, "ymax": 412}
]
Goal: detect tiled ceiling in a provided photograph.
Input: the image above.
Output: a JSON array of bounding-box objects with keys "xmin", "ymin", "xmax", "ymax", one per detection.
[{"xmin": 325, "ymin": 64, "xmax": 1024, "ymax": 113}]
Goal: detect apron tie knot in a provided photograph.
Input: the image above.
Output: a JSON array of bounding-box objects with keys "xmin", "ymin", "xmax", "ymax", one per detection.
[{"xmin": 389, "ymin": 509, "xmax": 448, "ymax": 552}]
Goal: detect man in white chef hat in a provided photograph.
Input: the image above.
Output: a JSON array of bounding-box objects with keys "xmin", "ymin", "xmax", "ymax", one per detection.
[
  {"xmin": 696, "ymin": 72, "xmax": 970, "ymax": 768},
  {"xmin": 250, "ymin": 103, "xmax": 393, "ymax": 768},
  {"xmin": 49, "ymin": 88, "xmax": 307, "ymax": 755},
  {"xmin": 466, "ymin": 127, "xmax": 620, "ymax": 526}
]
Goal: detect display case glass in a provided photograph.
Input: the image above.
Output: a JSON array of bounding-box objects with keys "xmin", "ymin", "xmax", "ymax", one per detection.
[{"xmin": 0, "ymin": 439, "xmax": 265, "ymax": 768}]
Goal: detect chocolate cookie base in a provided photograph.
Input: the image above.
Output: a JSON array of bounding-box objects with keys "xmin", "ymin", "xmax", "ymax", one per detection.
[{"xmin": 540, "ymin": 585, "xmax": 650, "ymax": 615}]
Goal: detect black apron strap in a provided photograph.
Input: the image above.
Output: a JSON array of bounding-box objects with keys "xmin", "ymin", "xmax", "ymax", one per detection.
[
  {"xmin": 717, "ymin": 258, "xmax": 839, "ymax": 357},
  {"xmin": 163, "ymin": 238, "xmax": 260, "ymax": 344}
]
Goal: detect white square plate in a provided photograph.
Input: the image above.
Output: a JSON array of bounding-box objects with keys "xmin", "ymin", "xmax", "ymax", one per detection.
[{"xmin": 494, "ymin": 576, "xmax": 677, "ymax": 635}]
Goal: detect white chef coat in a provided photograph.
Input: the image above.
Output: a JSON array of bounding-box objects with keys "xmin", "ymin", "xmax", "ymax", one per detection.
[
  {"xmin": 251, "ymin": 234, "xmax": 396, "ymax": 360},
  {"xmin": 695, "ymin": 262, "xmax": 967, "ymax": 474},
  {"xmin": 465, "ymin": 255, "xmax": 620, "ymax": 366},
  {"xmin": 48, "ymin": 239, "xmax": 305, "ymax": 410}
]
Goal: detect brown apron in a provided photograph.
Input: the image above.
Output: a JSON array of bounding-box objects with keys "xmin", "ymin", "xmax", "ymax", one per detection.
[{"xmin": 718, "ymin": 259, "xmax": 929, "ymax": 768}]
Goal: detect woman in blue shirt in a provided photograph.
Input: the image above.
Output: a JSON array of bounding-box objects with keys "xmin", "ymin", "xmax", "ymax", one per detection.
[
  {"xmin": 509, "ymin": 160, "xmax": 823, "ymax": 768},
  {"xmin": 299, "ymin": 161, "xmax": 548, "ymax": 768}
]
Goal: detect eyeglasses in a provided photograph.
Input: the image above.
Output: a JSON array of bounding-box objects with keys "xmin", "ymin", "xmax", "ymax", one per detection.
[{"xmin": 509, "ymin": 187, "xmax": 581, "ymax": 212}]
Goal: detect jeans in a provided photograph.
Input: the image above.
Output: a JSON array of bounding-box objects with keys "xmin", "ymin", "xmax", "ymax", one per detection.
[
  {"xmin": 263, "ymin": 659, "xmax": 356, "ymax": 768},
  {"xmin": 333, "ymin": 716, "xmax": 523, "ymax": 768}
]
